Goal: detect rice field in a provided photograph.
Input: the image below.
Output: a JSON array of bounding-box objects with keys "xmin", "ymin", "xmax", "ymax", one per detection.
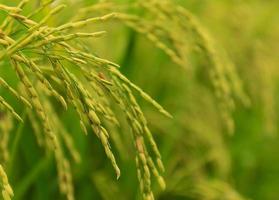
[{"xmin": 0, "ymin": 0, "xmax": 278, "ymax": 200}]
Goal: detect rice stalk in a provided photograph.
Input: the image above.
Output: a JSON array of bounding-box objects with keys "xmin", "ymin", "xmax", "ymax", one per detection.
[
  {"xmin": 0, "ymin": 165, "xmax": 13, "ymax": 200},
  {"xmin": 0, "ymin": 1, "xmax": 171, "ymax": 199}
]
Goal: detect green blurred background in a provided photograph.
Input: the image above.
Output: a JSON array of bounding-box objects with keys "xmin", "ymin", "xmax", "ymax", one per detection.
[{"xmin": 0, "ymin": 0, "xmax": 279, "ymax": 199}]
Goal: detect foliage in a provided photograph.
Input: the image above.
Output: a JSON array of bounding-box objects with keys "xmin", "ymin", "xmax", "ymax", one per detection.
[{"xmin": 0, "ymin": 0, "xmax": 278, "ymax": 200}]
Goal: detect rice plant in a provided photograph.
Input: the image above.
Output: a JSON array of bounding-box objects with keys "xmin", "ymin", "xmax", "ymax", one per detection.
[{"xmin": 0, "ymin": 0, "xmax": 278, "ymax": 200}]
